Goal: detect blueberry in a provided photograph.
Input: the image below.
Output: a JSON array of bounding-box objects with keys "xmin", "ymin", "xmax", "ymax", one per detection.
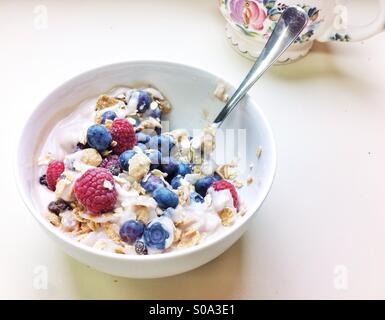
[
  {"xmin": 160, "ymin": 157, "xmax": 179, "ymax": 180},
  {"xmin": 144, "ymin": 106, "xmax": 161, "ymax": 119},
  {"xmin": 127, "ymin": 116, "xmax": 141, "ymax": 128},
  {"xmin": 128, "ymin": 90, "xmax": 152, "ymax": 113},
  {"xmin": 147, "ymin": 135, "xmax": 160, "ymax": 149},
  {"xmin": 136, "ymin": 132, "xmax": 151, "ymax": 144},
  {"xmin": 213, "ymin": 172, "xmax": 222, "ymax": 181},
  {"xmin": 87, "ymin": 124, "xmax": 112, "ymax": 151},
  {"xmin": 195, "ymin": 175, "xmax": 218, "ymax": 197},
  {"xmin": 153, "ymin": 187, "xmax": 179, "ymax": 209},
  {"xmin": 143, "ymin": 222, "xmax": 169, "ymax": 250},
  {"xmin": 137, "ymin": 143, "xmax": 147, "ymax": 151},
  {"xmin": 155, "ymin": 127, "xmax": 162, "ymax": 135},
  {"xmin": 176, "ymin": 162, "xmax": 192, "ymax": 176},
  {"xmin": 148, "ymin": 135, "xmax": 175, "ymax": 156},
  {"xmin": 190, "ymin": 192, "xmax": 204, "ymax": 203},
  {"xmin": 119, "ymin": 220, "xmax": 145, "ymax": 244},
  {"xmin": 171, "ymin": 175, "xmax": 182, "ymax": 189},
  {"xmin": 101, "ymin": 110, "xmax": 117, "ymax": 124},
  {"xmin": 119, "ymin": 150, "xmax": 136, "ymax": 171},
  {"xmin": 140, "ymin": 175, "xmax": 165, "ymax": 193},
  {"xmin": 145, "ymin": 149, "xmax": 162, "ymax": 170}
]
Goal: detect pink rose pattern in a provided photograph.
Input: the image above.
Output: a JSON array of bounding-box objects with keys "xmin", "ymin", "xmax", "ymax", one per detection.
[
  {"xmin": 224, "ymin": 1, "xmax": 325, "ymax": 43},
  {"xmin": 229, "ymin": 0, "xmax": 267, "ymax": 31},
  {"xmin": 229, "ymin": 0, "xmax": 244, "ymax": 24}
]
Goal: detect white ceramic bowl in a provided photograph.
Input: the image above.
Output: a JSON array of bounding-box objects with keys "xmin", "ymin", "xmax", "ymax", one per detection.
[{"xmin": 15, "ymin": 61, "xmax": 276, "ymax": 278}]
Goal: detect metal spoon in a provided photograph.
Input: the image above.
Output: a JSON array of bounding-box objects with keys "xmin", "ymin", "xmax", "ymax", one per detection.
[{"xmin": 213, "ymin": 6, "xmax": 308, "ymax": 127}]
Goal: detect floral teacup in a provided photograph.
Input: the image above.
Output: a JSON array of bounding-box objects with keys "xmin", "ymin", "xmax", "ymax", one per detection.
[{"xmin": 219, "ymin": 0, "xmax": 385, "ymax": 63}]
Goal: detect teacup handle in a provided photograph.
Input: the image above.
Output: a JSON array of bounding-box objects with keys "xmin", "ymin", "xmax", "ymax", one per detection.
[{"xmin": 318, "ymin": 0, "xmax": 385, "ymax": 42}]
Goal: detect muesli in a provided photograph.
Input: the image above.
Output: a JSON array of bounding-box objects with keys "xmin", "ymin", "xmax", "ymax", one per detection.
[{"xmin": 38, "ymin": 86, "xmax": 246, "ymax": 255}]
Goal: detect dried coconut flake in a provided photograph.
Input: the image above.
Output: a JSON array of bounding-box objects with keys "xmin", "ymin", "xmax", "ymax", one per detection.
[
  {"xmin": 177, "ymin": 229, "xmax": 202, "ymax": 248},
  {"xmin": 214, "ymin": 82, "xmax": 229, "ymax": 102},
  {"xmin": 95, "ymin": 94, "xmax": 121, "ymax": 110},
  {"xmin": 103, "ymin": 180, "xmax": 113, "ymax": 190},
  {"xmin": 81, "ymin": 148, "xmax": 102, "ymax": 167},
  {"xmin": 219, "ymin": 207, "xmax": 235, "ymax": 226},
  {"xmin": 104, "ymin": 223, "xmax": 122, "ymax": 243},
  {"xmin": 38, "ymin": 153, "xmax": 55, "ymax": 166},
  {"xmin": 47, "ymin": 212, "xmax": 61, "ymax": 227}
]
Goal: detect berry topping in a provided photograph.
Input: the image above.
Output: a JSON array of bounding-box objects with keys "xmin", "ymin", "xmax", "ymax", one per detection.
[
  {"xmin": 144, "ymin": 105, "xmax": 161, "ymax": 119},
  {"xmin": 74, "ymin": 168, "xmax": 117, "ymax": 214},
  {"xmin": 46, "ymin": 160, "xmax": 65, "ymax": 191},
  {"xmin": 118, "ymin": 150, "xmax": 136, "ymax": 171},
  {"xmin": 170, "ymin": 175, "xmax": 182, "ymax": 189},
  {"xmin": 153, "ymin": 186, "xmax": 179, "ymax": 209},
  {"xmin": 39, "ymin": 174, "xmax": 48, "ymax": 187},
  {"xmin": 140, "ymin": 175, "xmax": 165, "ymax": 193},
  {"xmin": 110, "ymin": 118, "xmax": 137, "ymax": 154},
  {"xmin": 134, "ymin": 240, "xmax": 148, "ymax": 255},
  {"xmin": 75, "ymin": 142, "xmax": 89, "ymax": 151},
  {"xmin": 100, "ymin": 154, "xmax": 121, "ymax": 176},
  {"xmin": 119, "ymin": 220, "xmax": 145, "ymax": 244},
  {"xmin": 143, "ymin": 221, "xmax": 169, "ymax": 250},
  {"xmin": 136, "ymin": 143, "xmax": 147, "ymax": 151},
  {"xmin": 136, "ymin": 132, "xmax": 151, "ymax": 144},
  {"xmin": 160, "ymin": 157, "xmax": 179, "ymax": 180},
  {"xmin": 101, "ymin": 110, "xmax": 117, "ymax": 124},
  {"xmin": 213, "ymin": 172, "xmax": 223, "ymax": 181},
  {"xmin": 127, "ymin": 90, "xmax": 152, "ymax": 113},
  {"xmin": 212, "ymin": 180, "xmax": 239, "ymax": 210},
  {"xmin": 190, "ymin": 192, "xmax": 204, "ymax": 203},
  {"xmin": 155, "ymin": 127, "xmax": 162, "ymax": 135},
  {"xmin": 145, "ymin": 149, "xmax": 162, "ymax": 170},
  {"xmin": 176, "ymin": 162, "xmax": 192, "ymax": 176},
  {"xmin": 162, "ymin": 208, "xmax": 175, "ymax": 218},
  {"xmin": 195, "ymin": 175, "xmax": 219, "ymax": 197},
  {"xmin": 48, "ymin": 199, "xmax": 71, "ymax": 215},
  {"xmin": 86, "ymin": 124, "xmax": 112, "ymax": 152},
  {"xmin": 147, "ymin": 134, "xmax": 175, "ymax": 156},
  {"xmin": 126, "ymin": 115, "xmax": 141, "ymax": 128}
]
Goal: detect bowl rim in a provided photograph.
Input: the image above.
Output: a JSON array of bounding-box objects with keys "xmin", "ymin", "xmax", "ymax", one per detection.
[{"xmin": 14, "ymin": 60, "xmax": 277, "ymax": 261}]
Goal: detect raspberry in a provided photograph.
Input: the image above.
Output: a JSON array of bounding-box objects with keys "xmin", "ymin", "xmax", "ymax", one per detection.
[
  {"xmin": 110, "ymin": 118, "xmax": 136, "ymax": 154},
  {"xmin": 212, "ymin": 180, "xmax": 239, "ymax": 210},
  {"xmin": 74, "ymin": 168, "xmax": 117, "ymax": 214},
  {"xmin": 100, "ymin": 155, "xmax": 121, "ymax": 176},
  {"xmin": 46, "ymin": 160, "xmax": 65, "ymax": 191}
]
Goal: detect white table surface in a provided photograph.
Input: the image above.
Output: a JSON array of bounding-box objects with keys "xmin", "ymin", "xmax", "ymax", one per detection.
[{"xmin": 1, "ymin": 0, "xmax": 385, "ymax": 299}]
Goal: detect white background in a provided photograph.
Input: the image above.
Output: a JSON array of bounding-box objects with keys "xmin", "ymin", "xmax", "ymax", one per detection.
[{"xmin": 1, "ymin": 0, "xmax": 385, "ymax": 299}]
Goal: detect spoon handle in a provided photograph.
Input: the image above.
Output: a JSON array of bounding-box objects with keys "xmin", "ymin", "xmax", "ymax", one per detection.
[{"xmin": 213, "ymin": 6, "xmax": 308, "ymax": 127}]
